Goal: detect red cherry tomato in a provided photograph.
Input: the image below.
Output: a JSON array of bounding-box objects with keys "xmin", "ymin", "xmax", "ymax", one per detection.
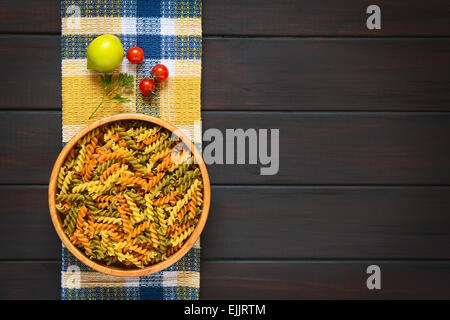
[
  {"xmin": 126, "ymin": 46, "xmax": 145, "ymax": 64},
  {"xmin": 139, "ymin": 78, "xmax": 155, "ymax": 95},
  {"xmin": 151, "ymin": 64, "xmax": 169, "ymax": 82}
]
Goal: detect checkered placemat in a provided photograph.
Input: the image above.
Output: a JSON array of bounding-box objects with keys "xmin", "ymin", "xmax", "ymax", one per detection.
[{"xmin": 60, "ymin": 0, "xmax": 202, "ymax": 300}]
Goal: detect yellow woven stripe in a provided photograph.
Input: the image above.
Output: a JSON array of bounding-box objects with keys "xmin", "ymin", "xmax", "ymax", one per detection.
[
  {"xmin": 158, "ymin": 77, "xmax": 201, "ymax": 126},
  {"xmin": 174, "ymin": 59, "xmax": 201, "ymax": 77},
  {"xmin": 62, "ymin": 76, "xmax": 136, "ymax": 125},
  {"xmin": 62, "ymin": 17, "xmax": 123, "ymax": 35},
  {"xmin": 174, "ymin": 18, "xmax": 202, "ymax": 36}
]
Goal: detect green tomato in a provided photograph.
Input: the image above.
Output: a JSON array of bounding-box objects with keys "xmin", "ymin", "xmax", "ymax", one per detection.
[{"xmin": 86, "ymin": 35, "xmax": 124, "ymax": 73}]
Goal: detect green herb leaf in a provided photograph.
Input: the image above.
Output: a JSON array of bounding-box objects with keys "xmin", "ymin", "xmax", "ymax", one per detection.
[{"xmin": 90, "ymin": 73, "xmax": 134, "ymax": 119}]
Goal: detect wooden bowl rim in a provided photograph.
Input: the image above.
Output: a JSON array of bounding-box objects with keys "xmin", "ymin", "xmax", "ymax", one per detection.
[{"xmin": 48, "ymin": 113, "xmax": 211, "ymax": 277}]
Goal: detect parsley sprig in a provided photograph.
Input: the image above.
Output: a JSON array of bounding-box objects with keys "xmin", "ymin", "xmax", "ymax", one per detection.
[{"xmin": 89, "ymin": 73, "xmax": 134, "ymax": 119}]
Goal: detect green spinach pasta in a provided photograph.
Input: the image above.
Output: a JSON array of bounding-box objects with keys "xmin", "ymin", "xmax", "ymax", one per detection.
[{"xmin": 55, "ymin": 120, "xmax": 203, "ymax": 268}]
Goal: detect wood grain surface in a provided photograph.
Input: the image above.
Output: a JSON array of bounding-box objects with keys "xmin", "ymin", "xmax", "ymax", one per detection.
[
  {"xmin": 203, "ymin": 39, "xmax": 450, "ymax": 111},
  {"xmin": 0, "ymin": 0, "xmax": 59, "ymax": 34}
]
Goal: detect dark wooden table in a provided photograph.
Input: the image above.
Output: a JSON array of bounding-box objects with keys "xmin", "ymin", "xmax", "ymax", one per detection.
[{"xmin": 1, "ymin": 0, "xmax": 450, "ymax": 299}]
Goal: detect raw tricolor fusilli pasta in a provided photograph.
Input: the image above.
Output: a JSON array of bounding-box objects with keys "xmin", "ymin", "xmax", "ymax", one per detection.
[{"xmin": 55, "ymin": 120, "xmax": 203, "ymax": 268}]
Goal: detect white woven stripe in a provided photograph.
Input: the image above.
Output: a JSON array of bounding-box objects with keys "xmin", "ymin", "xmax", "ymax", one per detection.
[
  {"xmin": 160, "ymin": 18, "xmax": 175, "ymax": 35},
  {"xmin": 121, "ymin": 17, "xmax": 137, "ymax": 35},
  {"xmin": 124, "ymin": 277, "xmax": 139, "ymax": 287}
]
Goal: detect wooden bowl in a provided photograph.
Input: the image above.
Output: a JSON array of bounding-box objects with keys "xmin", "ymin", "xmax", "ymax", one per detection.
[{"xmin": 48, "ymin": 113, "xmax": 210, "ymax": 277}]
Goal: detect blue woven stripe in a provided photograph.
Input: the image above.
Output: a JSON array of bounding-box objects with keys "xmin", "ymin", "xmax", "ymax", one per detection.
[
  {"xmin": 61, "ymin": 34, "xmax": 135, "ymax": 59},
  {"xmin": 136, "ymin": 17, "xmax": 161, "ymax": 34},
  {"xmin": 136, "ymin": 0, "xmax": 162, "ymax": 17}
]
